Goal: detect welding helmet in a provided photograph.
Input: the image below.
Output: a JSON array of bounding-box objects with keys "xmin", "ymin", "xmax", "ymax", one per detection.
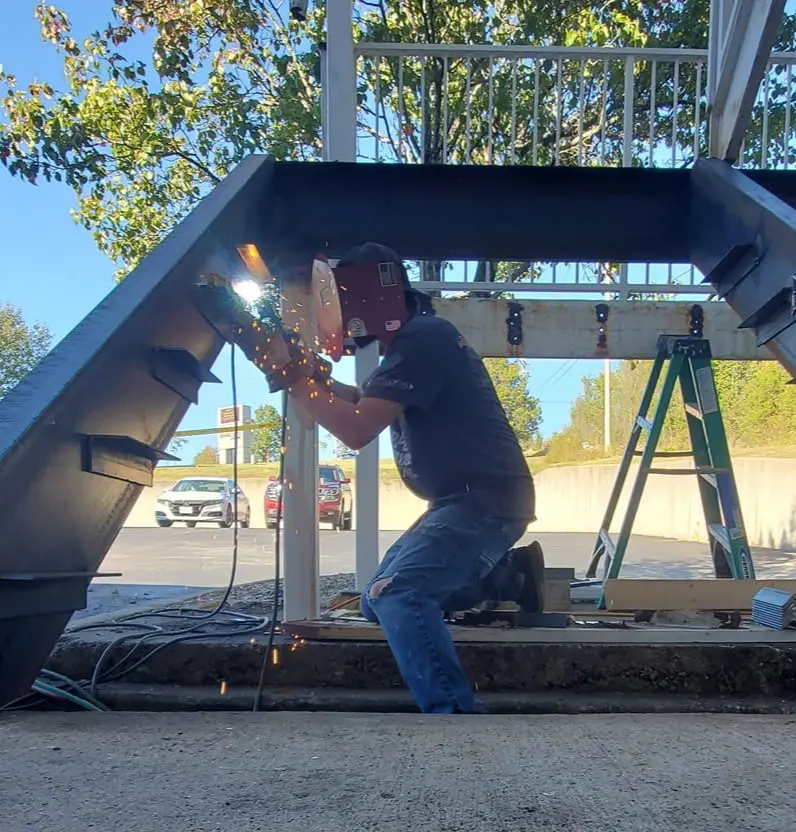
[{"xmin": 332, "ymin": 243, "xmax": 433, "ymax": 349}]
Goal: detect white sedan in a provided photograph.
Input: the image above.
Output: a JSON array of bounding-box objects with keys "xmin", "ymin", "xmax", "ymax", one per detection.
[{"xmin": 155, "ymin": 477, "xmax": 250, "ymax": 529}]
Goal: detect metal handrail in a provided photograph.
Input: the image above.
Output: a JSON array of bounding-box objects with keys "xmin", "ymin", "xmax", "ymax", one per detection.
[
  {"xmin": 355, "ymin": 42, "xmax": 796, "ymax": 65},
  {"xmin": 354, "ymin": 44, "xmax": 709, "ymax": 60},
  {"xmin": 411, "ymin": 282, "xmax": 712, "ymax": 295}
]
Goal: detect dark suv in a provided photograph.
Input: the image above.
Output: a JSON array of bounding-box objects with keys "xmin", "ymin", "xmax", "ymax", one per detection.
[{"xmin": 264, "ymin": 464, "xmax": 353, "ymax": 530}]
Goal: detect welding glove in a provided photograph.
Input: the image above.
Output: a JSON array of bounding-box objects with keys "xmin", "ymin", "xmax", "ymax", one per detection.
[{"xmin": 265, "ymin": 340, "xmax": 332, "ymax": 394}]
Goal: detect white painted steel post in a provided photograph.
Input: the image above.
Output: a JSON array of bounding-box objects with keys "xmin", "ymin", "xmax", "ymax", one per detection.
[
  {"xmin": 324, "ymin": 0, "xmax": 380, "ymax": 589},
  {"xmin": 708, "ymin": 0, "xmax": 733, "ymax": 105},
  {"xmin": 354, "ymin": 344, "xmax": 380, "ymax": 588},
  {"xmin": 324, "ymin": 0, "xmax": 356, "ymax": 162},
  {"xmin": 282, "ymin": 284, "xmax": 320, "ymax": 622}
]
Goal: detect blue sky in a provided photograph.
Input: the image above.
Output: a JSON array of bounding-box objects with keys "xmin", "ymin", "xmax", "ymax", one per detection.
[{"xmin": 1, "ymin": 2, "xmax": 605, "ymax": 463}]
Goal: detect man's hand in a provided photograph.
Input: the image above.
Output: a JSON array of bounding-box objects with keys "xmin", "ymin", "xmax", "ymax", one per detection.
[{"xmin": 265, "ymin": 339, "xmax": 332, "ymax": 393}]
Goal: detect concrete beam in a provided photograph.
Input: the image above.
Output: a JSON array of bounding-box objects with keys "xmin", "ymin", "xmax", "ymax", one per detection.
[
  {"xmin": 708, "ymin": 0, "xmax": 785, "ymax": 162},
  {"xmin": 433, "ymin": 299, "xmax": 769, "ymax": 360}
]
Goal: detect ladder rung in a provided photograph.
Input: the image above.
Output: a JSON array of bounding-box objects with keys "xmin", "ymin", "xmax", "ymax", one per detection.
[
  {"xmin": 636, "ymin": 416, "xmax": 652, "ymax": 431},
  {"xmin": 684, "ymin": 403, "xmax": 703, "ymax": 420},
  {"xmin": 708, "ymin": 523, "xmax": 731, "ymax": 553},
  {"xmin": 632, "ymin": 450, "xmax": 693, "ymax": 458}
]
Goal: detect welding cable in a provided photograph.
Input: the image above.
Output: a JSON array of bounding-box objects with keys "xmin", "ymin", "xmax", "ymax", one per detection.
[
  {"xmin": 31, "ymin": 680, "xmax": 105, "ymax": 712},
  {"xmin": 253, "ymin": 389, "xmax": 288, "ymax": 712},
  {"xmin": 38, "ymin": 669, "xmax": 110, "ymax": 711}
]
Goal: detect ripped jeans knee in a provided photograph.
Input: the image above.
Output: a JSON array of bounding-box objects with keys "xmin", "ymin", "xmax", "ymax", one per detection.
[
  {"xmin": 370, "ymin": 576, "xmax": 393, "ymax": 600},
  {"xmin": 360, "ymin": 575, "xmax": 395, "ymax": 623}
]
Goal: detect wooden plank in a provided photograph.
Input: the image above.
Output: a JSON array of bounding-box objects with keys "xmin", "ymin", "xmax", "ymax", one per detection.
[
  {"xmin": 282, "ymin": 619, "xmax": 796, "ymax": 644},
  {"xmin": 604, "ymin": 579, "xmax": 796, "ymax": 612}
]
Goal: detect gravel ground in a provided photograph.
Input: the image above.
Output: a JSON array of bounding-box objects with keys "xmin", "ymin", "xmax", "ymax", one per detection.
[
  {"xmin": 71, "ymin": 574, "xmax": 359, "ymax": 626},
  {"xmin": 188, "ymin": 573, "xmax": 358, "ymax": 617}
]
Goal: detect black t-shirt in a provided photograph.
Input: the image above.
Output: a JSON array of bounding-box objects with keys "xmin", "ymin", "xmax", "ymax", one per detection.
[{"xmin": 360, "ymin": 312, "xmax": 536, "ymax": 522}]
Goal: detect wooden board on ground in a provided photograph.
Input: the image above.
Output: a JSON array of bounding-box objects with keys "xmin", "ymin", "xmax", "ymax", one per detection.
[
  {"xmin": 604, "ymin": 579, "xmax": 796, "ymax": 612},
  {"xmin": 282, "ymin": 619, "xmax": 796, "ymax": 644}
]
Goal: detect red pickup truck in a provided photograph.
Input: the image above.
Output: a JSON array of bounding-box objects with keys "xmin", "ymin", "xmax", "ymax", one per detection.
[{"xmin": 264, "ymin": 464, "xmax": 353, "ymax": 530}]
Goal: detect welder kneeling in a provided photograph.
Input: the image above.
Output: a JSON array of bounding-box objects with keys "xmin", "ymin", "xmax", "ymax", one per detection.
[{"xmin": 267, "ymin": 243, "xmax": 545, "ymax": 715}]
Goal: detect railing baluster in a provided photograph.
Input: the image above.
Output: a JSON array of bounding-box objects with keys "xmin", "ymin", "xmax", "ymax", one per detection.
[
  {"xmin": 510, "ymin": 59, "xmax": 518, "ymax": 164},
  {"xmin": 601, "ymin": 59, "xmax": 608, "ymax": 165},
  {"xmin": 694, "ymin": 62, "xmax": 703, "ymax": 161},
  {"xmin": 649, "ymin": 60, "xmax": 657, "ymax": 168},
  {"xmin": 398, "ymin": 56, "xmax": 404, "ymax": 162},
  {"xmin": 555, "ymin": 58, "xmax": 563, "ymax": 166},
  {"xmin": 533, "ymin": 58, "xmax": 540, "ymax": 165},
  {"xmin": 672, "ymin": 60, "xmax": 679, "ymax": 168},
  {"xmin": 374, "ymin": 57, "xmax": 381, "ymax": 163},
  {"xmin": 488, "ymin": 58, "xmax": 495, "ymax": 165},
  {"xmin": 577, "ymin": 59, "xmax": 586, "ymax": 167},
  {"xmin": 786, "ymin": 64, "xmax": 793, "ymax": 171},
  {"xmin": 762, "ymin": 64, "xmax": 770, "ymax": 169},
  {"xmin": 442, "ymin": 56, "xmax": 449, "ymax": 164},
  {"xmin": 465, "ymin": 59, "xmax": 472, "ymax": 164},
  {"xmin": 420, "ymin": 56, "xmax": 427, "ymax": 163}
]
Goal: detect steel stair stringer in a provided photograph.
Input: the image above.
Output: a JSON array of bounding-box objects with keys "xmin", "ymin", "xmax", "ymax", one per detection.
[{"xmin": 691, "ymin": 158, "xmax": 796, "ymax": 381}]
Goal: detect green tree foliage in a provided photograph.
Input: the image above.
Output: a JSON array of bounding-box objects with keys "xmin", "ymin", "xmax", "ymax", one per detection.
[
  {"xmin": 251, "ymin": 403, "xmax": 283, "ymax": 462},
  {"xmin": 547, "ymin": 359, "xmax": 796, "ymax": 464},
  {"xmin": 485, "ymin": 358, "xmax": 542, "ymax": 450},
  {"xmin": 193, "ymin": 445, "xmax": 219, "ymax": 465},
  {"xmin": 4, "ymin": 2, "xmax": 794, "ymax": 283},
  {"xmin": 0, "ymin": 302, "xmax": 51, "ymax": 398}
]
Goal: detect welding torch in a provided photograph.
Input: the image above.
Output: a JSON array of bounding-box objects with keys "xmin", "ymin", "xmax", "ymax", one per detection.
[{"xmin": 193, "ymin": 277, "xmax": 332, "ymax": 394}]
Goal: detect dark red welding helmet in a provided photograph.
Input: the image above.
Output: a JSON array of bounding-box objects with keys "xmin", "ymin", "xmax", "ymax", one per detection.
[{"xmin": 330, "ymin": 243, "xmax": 432, "ymax": 349}]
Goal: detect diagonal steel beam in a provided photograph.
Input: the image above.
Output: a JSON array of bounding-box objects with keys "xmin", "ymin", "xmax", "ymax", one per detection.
[
  {"xmin": 0, "ymin": 156, "xmax": 275, "ymax": 708},
  {"xmin": 691, "ymin": 158, "xmax": 796, "ymax": 378},
  {"xmin": 708, "ymin": 0, "xmax": 786, "ymax": 163}
]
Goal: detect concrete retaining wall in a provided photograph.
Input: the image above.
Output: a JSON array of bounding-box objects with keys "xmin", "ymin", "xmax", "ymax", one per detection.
[
  {"xmin": 128, "ymin": 457, "xmax": 796, "ymax": 548},
  {"xmin": 534, "ymin": 457, "xmax": 796, "ymax": 550}
]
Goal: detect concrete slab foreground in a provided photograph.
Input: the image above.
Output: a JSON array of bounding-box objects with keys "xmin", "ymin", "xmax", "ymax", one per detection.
[{"xmin": 1, "ymin": 712, "xmax": 794, "ymax": 831}]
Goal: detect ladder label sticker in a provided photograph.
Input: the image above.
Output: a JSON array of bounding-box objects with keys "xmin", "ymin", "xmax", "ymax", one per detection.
[
  {"xmin": 695, "ymin": 366, "xmax": 719, "ymax": 415},
  {"xmin": 739, "ymin": 546, "xmax": 753, "ymax": 579}
]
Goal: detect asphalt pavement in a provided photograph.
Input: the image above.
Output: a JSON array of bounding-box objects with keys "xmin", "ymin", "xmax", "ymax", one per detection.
[{"xmin": 80, "ymin": 527, "xmax": 796, "ymax": 620}]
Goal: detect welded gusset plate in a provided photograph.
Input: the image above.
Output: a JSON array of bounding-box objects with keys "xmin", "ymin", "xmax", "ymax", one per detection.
[
  {"xmin": 0, "ymin": 155, "xmax": 276, "ymax": 708},
  {"xmin": 690, "ymin": 159, "xmax": 796, "ymax": 379}
]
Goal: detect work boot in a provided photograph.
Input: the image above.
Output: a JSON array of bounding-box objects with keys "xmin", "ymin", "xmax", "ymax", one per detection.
[{"xmin": 508, "ymin": 541, "xmax": 546, "ymax": 613}]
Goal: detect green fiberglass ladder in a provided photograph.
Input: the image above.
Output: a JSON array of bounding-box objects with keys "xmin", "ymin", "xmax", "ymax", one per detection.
[{"xmin": 585, "ymin": 335, "xmax": 755, "ymax": 609}]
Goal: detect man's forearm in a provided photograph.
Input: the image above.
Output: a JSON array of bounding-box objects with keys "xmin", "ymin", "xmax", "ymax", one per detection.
[
  {"xmin": 287, "ymin": 377, "xmax": 398, "ymax": 451},
  {"xmin": 289, "ymin": 380, "xmax": 364, "ymax": 449},
  {"xmin": 327, "ymin": 379, "xmax": 361, "ymax": 404}
]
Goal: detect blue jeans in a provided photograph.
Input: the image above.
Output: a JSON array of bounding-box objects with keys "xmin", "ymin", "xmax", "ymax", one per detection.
[{"xmin": 360, "ymin": 497, "xmax": 527, "ymax": 714}]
